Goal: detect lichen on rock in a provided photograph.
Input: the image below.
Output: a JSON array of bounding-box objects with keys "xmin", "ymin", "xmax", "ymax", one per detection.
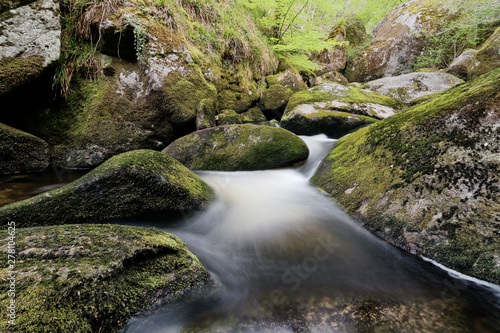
[
  {"xmin": 0, "ymin": 149, "xmax": 212, "ymax": 227},
  {"xmin": 311, "ymin": 68, "xmax": 500, "ymax": 284},
  {"xmin": 162, "ymin": 124, "xmax": 309, "ymax": 171}
]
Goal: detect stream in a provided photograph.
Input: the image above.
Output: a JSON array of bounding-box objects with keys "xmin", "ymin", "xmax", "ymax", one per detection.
[{"xmin": 117, "ymin": 135, "xmax": 500, "ymax": 332}]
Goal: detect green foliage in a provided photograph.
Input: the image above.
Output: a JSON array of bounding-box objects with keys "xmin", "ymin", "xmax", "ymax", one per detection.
[{"xmin": 415, "ymin": 0, "xmax": 500, "ymax": 70}]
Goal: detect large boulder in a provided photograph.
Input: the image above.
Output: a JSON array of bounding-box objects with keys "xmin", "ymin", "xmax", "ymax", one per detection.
[
  {"xmin": 468, "ymin": 26, "xmax": 500, "ymax": 80},
  {"xmin": 259, "ymin": 84, "xmax": 294, "ymax": 120},
  {"xmin": 0, "ymin": 224, "xmax": 210, "ymax": 333},
  {"xmin": 162, "ymin": 124, "xmax": 309, "ymax": 171},
  {"xmin": 446, "ymin": 49, "xmax": 477, "ymax": 79},
  {"xmin": 281, "ymin": 83, "xmax": 404, "ymax": 138},
  {"xmin": 366, "ymin": 72, "xmax": 463, "ymax": 103},
  {"xmin": 217, "ymin": 84, "xmax": 259, "ymax": 114},
  {"xmin": 0, "ymin": 150, "xmax": 212, "ymax": 227},
  {"xmin": 311, "ymin": 68, "xmax": 500, "ymax": 284},
  {"xmin": 0, "ymin": 122, "xmax": 50, "ymax": 174},
  {"xmin": 344, "ymin": 0, "xmax": 453, "ymax": 82},
  {"xmin": 0, "ymin": 0, "xmax": 61, "ymax": 127},
  {"xmin": 265, "ymin": 71, "xmax": 307, "ymax": 93}
]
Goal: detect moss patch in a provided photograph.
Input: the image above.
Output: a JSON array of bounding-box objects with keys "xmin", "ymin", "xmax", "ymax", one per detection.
[
  {"xmin": 0, "ymin": 149, "xmax": 212, "ymax": 227},
  {"xmin": 0, "ymin": 122, "xmax": 50, "ymax": 175},
  {"xmin": 162, "ymin": 124, "xmax": 309, "ymax": 171},
  {"xmin": 0, "ymin": 224, "xmax": 210, "ymax": 332},
  {"xmin": 311, "ymin": 68, "xmax": 500, "ymax": 284},
  {"xmin": 0, "ymin": 56, "xmax": 44, "ymax": 96}
]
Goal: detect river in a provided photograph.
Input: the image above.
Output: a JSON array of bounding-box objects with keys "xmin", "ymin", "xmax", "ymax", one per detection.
[{"xmin": 119, "ymin": 135, "xmax": 500, "ymax": 332}]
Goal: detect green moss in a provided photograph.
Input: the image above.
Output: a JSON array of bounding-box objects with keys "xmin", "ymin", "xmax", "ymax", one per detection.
[
  {"xmin": 162, "ymin": 124, "xmax": 309, "ymax": 171},
  {"xmin": 0, "ymin": 123, "xmax": 50, "ymax": 174},
  {"xmin": 468, "ymin": 26, "xmax": 500, "ymax": 79},
  {"xmin": 217, "ymin": 109, "xmax": 242, "ymax": 125},
  {"xmin": 0, "ymin": 224, "xmax": 210, "ymax": 333},
  {"xmin": 311, "ymin": 68, "xmax": 500, "ymax": 284},
  {"xmin": 260, "ymin": 84, "xmax": 294, "ymax": 112},
  {"xmin": 0, "ymin": 56, "xmax": 44, "ymax": 96},
  {"xmin": 238, "ymin": 107, "xmax": 266, "ymax": 123},
  {"xmin": 0, "ymin": 150, "xmax": 212, "ymax": 227}
]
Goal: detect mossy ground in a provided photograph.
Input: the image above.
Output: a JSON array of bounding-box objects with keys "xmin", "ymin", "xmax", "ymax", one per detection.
[
  {"xmin": 311, "ymin": 68, "xmax": 500, "ymax": 284},
  {"xmin": 163, "ymin": 124, "xmax": 309, "ymax": 171},
  {"xmin": 0, "ymin": 224, "xmax": 210, "ymax": 333},
  {"xmin": 0, "ymin": 149, "xmax": 212, "ymax": 227}
]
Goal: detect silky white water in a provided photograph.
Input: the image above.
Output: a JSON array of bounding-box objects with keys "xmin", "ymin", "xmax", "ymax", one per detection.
[{"xmin": 121, "ymin": 135, "xmax": 500, "ymax": 332}]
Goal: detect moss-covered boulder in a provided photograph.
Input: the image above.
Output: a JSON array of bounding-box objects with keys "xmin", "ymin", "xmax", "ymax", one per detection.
[
  {"xmin": 265, "ymin": 71, "xmax": 307, "ymax": 93},
  {"xmin": 0, "ymin": 123, "xmax": 50, "ymax": 174},
  {"xmin": 0, "ymin": 150, "xmax": 212, "ymax": 227},
  {"xmin": 0, "ymin": 224, "xmax": 210, "ymax": 332},
  {"xmin": 315, "ymin": 71, "xmax": 349, "ymax": 85},
  {"xmin": 281, "ymin": 82, "xmax": 404, "ymax": 137},
  {"xmin": 344, "ymin": 0, "xmax": 454, "ymax": 82},
  {"xmin": 366, "ymin": 72, "xmax": 463, "ymax": 103},
  {"xmin": 468, "ymin": 26, "xmax": 500, "ymax": 80},
  {"xmin": 217, "ymin": 85, "xmax": 259, "ymax": 114},
  {"xmin": 446, "ymin": 49, "xmax": 477, "ymax": 80},
  {"xmin": 311, "ymin": 68, "xmax": 500, "ymax": 284},
  {"xmin": 259, "ymin": 84, "xmax": 294, "ymax": 119},
  {"xmin": 196, "ymin": 98, "xmax": 217, "ymax": 130},
  {"xmin": 216, "ymin": 109, "xmax": 242, "ymax": 126},
  {"xmin": 238, "ymin": 107, "xmax": 267, "ymax": 123},
  {"xmin": 162, "ymin": 124, "xmax": 309, "ymax": 171}
]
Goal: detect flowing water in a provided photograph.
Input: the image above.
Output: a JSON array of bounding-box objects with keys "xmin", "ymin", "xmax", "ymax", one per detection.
[{"xmin": 120, "ymin": 135, "xmax": 500, "ymax": 332}]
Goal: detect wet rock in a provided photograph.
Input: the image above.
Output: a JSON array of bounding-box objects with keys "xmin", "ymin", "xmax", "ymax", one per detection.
[
  {"xmin": 344, "ymin": 0, "xmax": 454, "ymax": 82},
  {"xmin": 0, "ymin": 224, "xmax": 210, "ymax": 332},
  {"xmin": 468, "ymin": 26, "xmax": 500, "ymax": 80},
  {"xmin": 366, "ymin": 72, "xmax": 463, "ymax": 103},
  {"xmin": 162, "ymin": 124, "xmax": 309, "ymax": 171},
  {"xmin": 311, "ymin": 68, "xmax": 500, "ymax": 284},
  {"xmin": 0, "ymin": 150, "xmax": 212, "ymax": 227},
  {"xmin": 281, "ymin": 83, "xmax": 404, "ymax": 138},
  {"xmin": 446, "ymin": 49, "xmax": 477, "ymax": 79},
  {"xmin": 259, "ymin": 84, "xmax": 294, "ymax": 120},
  {"xmin": 0, "ymin": 122, "xmax": 50, "ymax": 174}
]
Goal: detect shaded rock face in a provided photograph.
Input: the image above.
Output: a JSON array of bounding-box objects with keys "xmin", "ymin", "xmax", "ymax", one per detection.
[
  {"xmin": 366, "ymin": 72, "xmax": 463, "ymax": 103},
  {"xmin": 196, "ymin": 98, "xmax": 217, "ymax": 130},
  {"xmin": 468, "ymin": 26, "xmax": 500, "ymax": 80},
  {"xmin": 36, "ymin": 22, "xmax": 217, "ymax": 169},
  {"xmin": 0, "ymin": 224, "xmax": 210, "ymax": 333},
  {"xmin": 344, "ymin": 0, "xmax": 452, "ymax": 82},
  {"xmin": 0, "ymin": 149, "xmax": 212, "ymax": 227},
  {"xmin": 446, "ymin": 49, "xmax": 477, "ymax": 79},
  {"xmin": 311, "ymin": 69, "xmax": 500, "ymax": 284},
  {"xmin": 162, "ymin": 124, "xmax": 309, "ymax": 171},
  {"xmin": 0, "ymin": 122, "xmax": 50, "ymax": 174},
  {"xmin": 0, "ymin": 0, "xmax": 61, "ymax": 127},
  {"xmin": 281, "ymin": 83, "xmax": 404, "ymax": 137}
]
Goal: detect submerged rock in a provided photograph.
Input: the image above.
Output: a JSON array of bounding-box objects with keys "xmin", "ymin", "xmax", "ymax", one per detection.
[
  {"xmin": 366, "ymin": 72, "xmax": 463, "ymax": 103},
  {"xmin": 0, "ymin": 224, "xmax": 210, "ymax": 333},
  {"xmin": 0, "ymin": 150, "xmax": 212, "ymax": 227},
  {"xmin": 468, "ymin": 26, "xmax": 500, "ymax": 80},
  {"xmin": 344, "ymin": 0, "xmax": 453, "ymax": 82},
  {"xmin": 281, "ymin": 83, "xmax": 404, "ymax": 138},
  {"xmin": 162, "ymin": 124, "xmax": 309, "ymax": 171},
  {"xmin": 0, "ymin": 122, "xmax": 50, "ymax": 174},
  {"xmin": 311, "ymin": 68, "xmax": 500, "ymax": 284}
]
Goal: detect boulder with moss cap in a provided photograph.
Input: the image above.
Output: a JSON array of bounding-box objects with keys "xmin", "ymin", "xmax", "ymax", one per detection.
[
  {"xmin": 0, "ymin": 149, "xmax": 212, "ymax": 227},
  {"xmin": 162, "ymin": 124, "xmax": 309, "ymax": 171},
  {"xmin": 0, "ymin": 224, "xmax": 210, "ymax": 333},
  {"xmin": 311, "ymin": 68, "xmax": 500, "ymax": 284},
  {"xmin": 281, "ymin": 83, "xmax": 404, "ymax": 138}
]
